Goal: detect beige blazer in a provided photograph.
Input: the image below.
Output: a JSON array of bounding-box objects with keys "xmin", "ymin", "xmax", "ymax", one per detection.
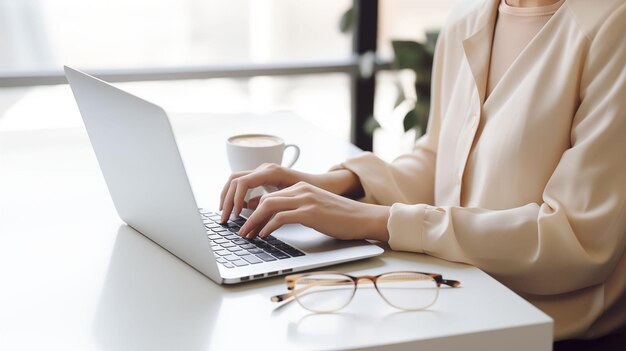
[{"xmin": 336, "ymin": 0, "xmax": 626, "ymax": 340}]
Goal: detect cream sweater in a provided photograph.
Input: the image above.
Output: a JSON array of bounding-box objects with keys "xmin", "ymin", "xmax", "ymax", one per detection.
[
  {"xmin": 487, "ymin": 0, "xmax": 565, "ymax": 97},
  {"xmin": 335, "ymin": 0, "xmax": 626, "ymax": 340}
]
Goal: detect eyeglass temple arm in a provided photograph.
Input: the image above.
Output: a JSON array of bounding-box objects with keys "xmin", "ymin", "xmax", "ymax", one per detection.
[{"xmin": 439, "ymin": 278, "xmax": 462, "ymax": 288}]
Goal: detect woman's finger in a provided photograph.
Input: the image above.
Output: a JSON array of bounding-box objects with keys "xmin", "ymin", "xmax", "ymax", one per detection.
[
  {"xmin": 239, "ymin": 196, "xmax": 303, "ymax": 236},
  {"xmin": 243, "ymin": 216, "xmax": 271, "ymax": 239},
  {"xmin": 220, "ymin": 179, "xmax": 239, "ymax": 223},
  {"xmin": 258, "ymin": 209, "xmax": 306, "ymax": 238},
  {"xmin": 246, "ymin": 196, "xmax": 262, "ymax": 209},
  {"xmin": 219, "ymin": 171, "xmax": 249, "ymax": 210},
  {"xmin": 232, "ymin": 170, "xmax": 275, "ymax": 217},
  {"xmin": 257, "ymin": 181, "xmax": 308, "ymax": 200}
]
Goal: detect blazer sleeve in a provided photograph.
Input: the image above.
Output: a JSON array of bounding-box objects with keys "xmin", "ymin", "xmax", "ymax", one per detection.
[
  {"xmin": 388, "ymin": 9, "xmax": 626, "ymax": 296},
  {"xmin": 331, "ymin": 30, "xmax": 450, "ymax": 207}
]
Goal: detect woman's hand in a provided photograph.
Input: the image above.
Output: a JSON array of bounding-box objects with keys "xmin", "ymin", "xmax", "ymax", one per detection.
[
  {"xmin": 219, "ymin": 163, "xmax": 364, "ymax": 223},
  {"xmin": 237, "ymin": 181, "xmax": 390, "ymax": 242}
]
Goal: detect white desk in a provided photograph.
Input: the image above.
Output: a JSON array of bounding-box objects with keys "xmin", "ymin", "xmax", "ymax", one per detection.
[{"xmin": 0, "ymin": 113, "xmax": 553, "ymax": 350}]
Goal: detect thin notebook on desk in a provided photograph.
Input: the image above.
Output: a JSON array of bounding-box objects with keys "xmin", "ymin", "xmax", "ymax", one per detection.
[{"xmin": 64, "ymin": 66, "xmax": 384, "ymax": 284}]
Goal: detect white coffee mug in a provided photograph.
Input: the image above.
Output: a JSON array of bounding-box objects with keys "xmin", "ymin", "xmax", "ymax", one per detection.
[{"xmin": 226, "ymin": 134, "xmax": 300, "ymax": 172}]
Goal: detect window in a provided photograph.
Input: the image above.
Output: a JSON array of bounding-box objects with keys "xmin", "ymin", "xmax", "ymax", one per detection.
[
  {"xmin": 0, "ymin": 0, "xmax": 352, "ymax": 71},
  {"xmin": 0, "ymin": 0, "xmax": 458, "ymax": 157}
]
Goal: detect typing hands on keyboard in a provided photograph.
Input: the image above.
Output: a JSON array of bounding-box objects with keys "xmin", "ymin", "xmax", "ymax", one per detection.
[{"xmin": 199, "ymin": 210, "xmax": 304, "ymax": 269}]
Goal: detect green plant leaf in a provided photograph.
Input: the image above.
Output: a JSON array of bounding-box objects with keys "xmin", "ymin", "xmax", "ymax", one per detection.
[
  {"xmin": 392, "ymin": 41, "xmax": 430, "ymax": 72},
  {"xmin": 403, "ymin": 108, "xmax": 417, "ymax": 132},
  {"xmin": 363, "ymin": 115, "xmax": 381, "ymax": 136},
  {"xmin": 415, "ymin": 100, "xmax": 431, "ymax": 133},
  {"xmin": 402, "ymin": 101, "xmax": 431, "ymax": 134},
  {"xmin": 339, "ymin": 8, "xmax": 354, "ymax": 34}
]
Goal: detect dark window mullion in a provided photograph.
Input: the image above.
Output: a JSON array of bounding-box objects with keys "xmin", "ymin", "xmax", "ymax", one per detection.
[{"xmin": 350, "ymin": 0, "xmax": 378, "ymax": 151}]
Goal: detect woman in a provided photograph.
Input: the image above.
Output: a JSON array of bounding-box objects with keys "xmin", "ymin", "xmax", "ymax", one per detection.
[{"xmin": 220, "ymin": 0, "xmax": 626, "ymax": 342}]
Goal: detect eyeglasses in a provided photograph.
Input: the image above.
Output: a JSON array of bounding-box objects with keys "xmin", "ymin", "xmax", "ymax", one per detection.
[{"xmin": 271, "ymin": 271, "xmax": 461, "ymax": 313}]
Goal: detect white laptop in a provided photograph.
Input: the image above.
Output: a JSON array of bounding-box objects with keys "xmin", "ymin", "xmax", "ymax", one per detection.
[{"xmin": 64, "ymin": 66, "xmax": 383, "ymax": 284}]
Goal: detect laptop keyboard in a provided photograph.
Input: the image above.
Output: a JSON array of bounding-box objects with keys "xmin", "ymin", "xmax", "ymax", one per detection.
[{"xmin": 199, "ymin": 209, "xmax": 305, "ymax": 269}]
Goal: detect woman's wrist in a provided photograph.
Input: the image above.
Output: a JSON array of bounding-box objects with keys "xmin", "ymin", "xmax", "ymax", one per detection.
[
  {"xmin": 360, "ymin": 203, "xmax": 390, "ymax": 242},
  {"xmin": 307, "ymin": 169, "xmax": 364, "ymax": 198}
]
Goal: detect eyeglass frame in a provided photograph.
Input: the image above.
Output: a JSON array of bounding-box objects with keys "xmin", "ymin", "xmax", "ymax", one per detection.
[{"xmin": 271, "ymin": 271, "xmax": 461, "ymax": 312}]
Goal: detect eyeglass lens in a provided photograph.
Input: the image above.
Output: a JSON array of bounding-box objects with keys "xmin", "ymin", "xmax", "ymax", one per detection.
[
  {"xmin": 376, "ymin": 272, "xmax": 439, "ymax": 310},
  {"xmin": 294, "ymin": 273, "xmax": 356, "ymax": 312}
]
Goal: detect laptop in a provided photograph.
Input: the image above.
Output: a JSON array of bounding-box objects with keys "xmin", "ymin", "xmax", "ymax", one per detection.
[{"xmin": 64, "ymin": 66, "xmax": 384, "ymax": 284}]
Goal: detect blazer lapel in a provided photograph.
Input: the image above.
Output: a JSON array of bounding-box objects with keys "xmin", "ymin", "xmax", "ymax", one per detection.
[{"xmin": 462, "ymin": 0, "xmax": 500, "ymax": 105}]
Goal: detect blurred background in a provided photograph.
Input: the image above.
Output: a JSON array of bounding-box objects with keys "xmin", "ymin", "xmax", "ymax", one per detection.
[{"xmin": 0, "ymin": 0, "xmax": 456, "ymax": 161}]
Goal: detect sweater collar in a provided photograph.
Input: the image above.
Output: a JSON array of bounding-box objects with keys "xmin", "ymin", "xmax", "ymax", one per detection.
[{"xmin": 462, "ymin": 0, "xmax": 500, "ymax": 104}]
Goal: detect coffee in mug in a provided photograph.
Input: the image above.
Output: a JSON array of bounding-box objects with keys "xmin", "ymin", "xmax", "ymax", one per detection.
[
  {"xmin": 228, "ymin": 135, "xmax": 283, "ymax": 148},
  {"xmin": 226, "ymin": 134, "xmax": 300, "ymax": 172}
]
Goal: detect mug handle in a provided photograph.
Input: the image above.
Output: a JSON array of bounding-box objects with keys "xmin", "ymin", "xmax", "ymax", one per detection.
[{"xmin": 282, "ymin": 144, "xmax": 300, "ymax": 168}]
